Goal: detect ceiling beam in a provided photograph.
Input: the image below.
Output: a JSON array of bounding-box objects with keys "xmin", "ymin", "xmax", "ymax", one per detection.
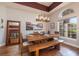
[
  {"xmin": 15, "ymin": 2, "xmax": 48, "ymax": 12},
  {"xmin": 15, "ymin": 2, "xmax": 62, "ymax": 12},
  {"xmin": 48, "ymin": 2, "xmax": 62, "ymax": 12}
]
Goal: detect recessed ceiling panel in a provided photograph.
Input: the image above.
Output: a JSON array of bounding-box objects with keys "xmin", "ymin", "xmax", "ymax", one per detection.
[{"xmin": 37, "ymin": 2, "xmax": 53, "ymax": 7}]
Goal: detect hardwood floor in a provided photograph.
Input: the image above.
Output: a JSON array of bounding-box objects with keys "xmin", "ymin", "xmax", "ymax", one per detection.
[
  {"xmin": 0, "ymin": 43, "xmax": 79, "ymax": 56},
  {"xmin": 40, "ymin": 44, "xmax": 79, "ymax": 56}
]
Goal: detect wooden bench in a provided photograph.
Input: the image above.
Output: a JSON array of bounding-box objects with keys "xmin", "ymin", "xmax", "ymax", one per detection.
[
  {"xmin": 28, "ymin": 41, "xmax": 60, "ymax": 56},
  {"xmin": 27, "ymin": 34, "xmax": 60, "ymax": 56}
]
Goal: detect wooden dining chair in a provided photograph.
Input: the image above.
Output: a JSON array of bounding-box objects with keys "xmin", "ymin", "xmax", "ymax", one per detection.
[{"xmin": 19, "ymin": 33, "xmax": 29, "ymax": 56}]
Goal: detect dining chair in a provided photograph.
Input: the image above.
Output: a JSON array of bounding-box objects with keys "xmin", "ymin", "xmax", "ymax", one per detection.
[{"xmin": 19, "ymin": 33, "xmax": 29, "ymax": 56}]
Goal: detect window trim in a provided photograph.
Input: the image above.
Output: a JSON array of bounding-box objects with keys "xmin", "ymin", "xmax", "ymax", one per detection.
[{"xmin": 59, "ymin": 16, "xmax": 77, "ymax": 39}]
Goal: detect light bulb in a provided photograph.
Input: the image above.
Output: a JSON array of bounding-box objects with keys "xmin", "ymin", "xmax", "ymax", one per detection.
[
  {"xmin": 45, "ymin": 17, "xmax": 47, "ymax": 20},
  {"xmin": 36, "ymin": 16, "xmax": 38, "ymax": 19},
  {"xmin": 48, "ymin": 18, "xmax": 50, "ymax": 21},
  {"xmin": 40, "ymin": 16, "xmax": 43, "ymax": 19}
]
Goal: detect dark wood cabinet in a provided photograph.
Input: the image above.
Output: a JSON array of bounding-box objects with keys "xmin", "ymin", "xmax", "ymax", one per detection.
[{"xmin": 6, "ymin": 20, "xmax": 20, "ymax": 46}]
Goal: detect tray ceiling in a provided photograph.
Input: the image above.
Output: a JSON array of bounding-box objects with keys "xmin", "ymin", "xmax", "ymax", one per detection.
[
  {"xmin": 37, "ymin": 2, "xmax": 53, "ymax": 7},
  {"xmin": 15, "ymin": 2, "xmax": 62, "ymax": 12}
]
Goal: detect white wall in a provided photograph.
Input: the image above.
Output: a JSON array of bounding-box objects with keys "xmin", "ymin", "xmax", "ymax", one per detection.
[
  {"xmin": 49, "ymin": 2, "xmax": 79, "ymax": 48},
  {"xmin": 6, "ymin": 8, "xmax": 48, "ymax": 37},
  {"xmin": 0, "ymin": 5, "xmax": 7, "ymax": 46},
  {"xmin": 0, "ymin": 5, "xmax": 49, "ymax": 46}
]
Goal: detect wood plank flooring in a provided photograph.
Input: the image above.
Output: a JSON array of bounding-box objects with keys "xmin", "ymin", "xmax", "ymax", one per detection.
[{"xmin": 0, "ymin": 43, "xmax": 79, "ymax": 56}]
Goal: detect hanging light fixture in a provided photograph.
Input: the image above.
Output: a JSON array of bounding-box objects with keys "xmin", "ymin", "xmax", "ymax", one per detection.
[{"xmin": 36, "ymin": 13, "xmax": 50, "ymax": 22}]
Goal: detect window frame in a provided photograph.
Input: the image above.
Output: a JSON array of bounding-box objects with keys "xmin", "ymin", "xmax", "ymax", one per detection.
[{"xmin": 59, "ymin": 16, "xmax": 77, "ymax": 39}]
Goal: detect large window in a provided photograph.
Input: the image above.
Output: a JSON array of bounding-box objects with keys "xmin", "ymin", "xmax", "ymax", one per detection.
[{"xmin": 59, "ymin": 17, "xmax": 77, "ymax": 39}]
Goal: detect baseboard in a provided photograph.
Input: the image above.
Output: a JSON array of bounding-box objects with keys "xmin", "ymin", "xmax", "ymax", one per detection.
[
  {"xmin": 63, "ymin": 42, "xmax": 79, "ymax": 48},
  {"xmin": 0, "ymin": 43, "xmax": 5, "ymax": 47}
]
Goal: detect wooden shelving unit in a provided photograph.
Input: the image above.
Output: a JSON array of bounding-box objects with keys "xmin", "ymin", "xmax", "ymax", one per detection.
[{"xmin": 6, "ymin": 20, "xmax": 20, "ymax": 46}]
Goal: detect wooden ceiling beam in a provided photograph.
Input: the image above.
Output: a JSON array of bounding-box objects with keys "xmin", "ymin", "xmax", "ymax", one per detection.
[
  {"xmin": 15, "ymin": 2, "xmax": 48, "ymax": 12},
  {"xmin": 15, "ymin": 2, "xmax": 62, "ymax": 12},
  {"xmin": 48, "ymin": 2, "xmax": 62, "ymax": 12}
]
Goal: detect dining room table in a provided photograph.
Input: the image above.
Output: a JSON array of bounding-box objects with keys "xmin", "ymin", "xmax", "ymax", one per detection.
[{"xmin": 27, "ymin": 34, "xmax": 60, "ymax": 56}]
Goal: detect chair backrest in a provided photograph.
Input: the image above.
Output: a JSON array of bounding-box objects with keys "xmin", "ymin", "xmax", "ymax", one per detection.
[
  {"xmin": 19, "ymin": 33, "xmax": 23, "ymax": 45},
  {"xmin": 19, "ymin": 33, "xmax": 30, "ymax": 55},
  {"xmin": 19, "ymin": 33, "xmax": 24, "ymax": 55},
  {"xmin": 54, "ymin": 31, "xmax": 60, "ymax": 38}
]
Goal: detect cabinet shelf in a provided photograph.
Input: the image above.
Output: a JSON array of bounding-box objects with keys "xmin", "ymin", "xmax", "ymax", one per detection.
[
  {"xmin": 6, "ymin": 20, "xmax": 20, "ymax": 45},
  {"xmin": 8, "ymin": 28, "xmax": 19, "ymax": 30}
]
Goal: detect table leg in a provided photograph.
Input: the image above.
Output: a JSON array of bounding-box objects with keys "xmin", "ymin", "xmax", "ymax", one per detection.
[
  {"xmin": 35, "ymin": 50, "xmax": 39, "ymax": 56},
  {"xmin": 55, "ymin": 44, "xmax": 60, "ymax": 50}
]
